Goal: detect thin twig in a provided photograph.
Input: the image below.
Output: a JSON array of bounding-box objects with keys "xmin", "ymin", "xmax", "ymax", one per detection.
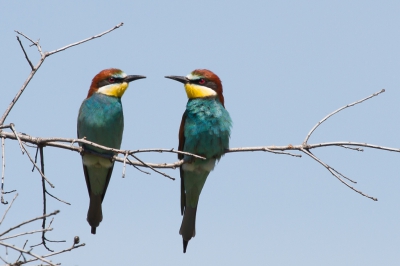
[
  {"xmin": 300, "ymin": 148, "xmax": 377, "ymax": 201},
  {"xmin": 0, "ymin": 256, "xmax": 8, "ymax": 264},
  {"xmin": 15, "ymin": 31, "xmax": 43, "ymax": 55},
  {"xmin": 0, "ymin": 23, "xmax": 124, "ymax": 126},
  {"xmin": 46, "ymin": 22, "xmax": 124, "ymax": 56},
  {"xmin": 0, "ymin": 210, "xmax": 59, "ymax": 237},
  {"xmin": 9, "ymin": 124, "xmax": 24, "ymax": 154},
  {"xmin": 45, "ymin": 191, "xmax": 71, "ymax": 205},
  {"xmin": 339, "ymin": 145, "xmax": 364, "ymax": 152},
  {"xmin": 32, "ymin": 146, "xmax": 39, "ymax": 172},
  {"xmin": 39, "ymin": 146, "xmax": 53, "ymax": 252},
  {"xmin": 129, "ymin": 154, "xmax": 175, "ymax": 180},
  {"xmin": 15, "ymin": 239, "xmax": 28, "ymax": 264},
  {"xmin": 126, "ymin": 158, "xmax": 151, "ymax": 175},
  {"xmin": 21, "ymin": 144, "xmax": 54, "ymax": 188},
  {"xmin": 303, "ymin": 89, "xmax": 385, "ymax": 145},
  {"xmin": 226, "ymin": 146, "xmax": 301, "ymax": 157},
  {"xmin": 0, "ymin": 56, "xmax": 44, "ymax": 126},
  {"xmin": 16, "ymin": 36, "xmax": 34, "ymax": 70},
  {"xmin": 0, "ymin": 193, "xmax": 18, "ymax": 225},
  {"xmin": 0, "ymin": 227, "xmax": 52, "ymax": 241},
  {"xmin": 0, "ymin": 241, "xmax": 56, "ymax": 266},
  {"xmin": 21, "ymin": 242, "xmax": 85, "ymax": 265},
  {"xmin": 0, "ymin": 124, "xmax": 12, "ymax": 130}
]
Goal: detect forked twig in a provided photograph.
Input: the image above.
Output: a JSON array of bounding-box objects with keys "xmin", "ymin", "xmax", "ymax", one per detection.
[
  {"xmin": 0, "ymin": 241, "xmax": 56, "ymax": 266},
  {"xmin": 0, "ymin": 23, "xmax": 124, "ymax": 126},
  {"xmin": 130, "ymin": 154, "xmax": 175, "ymax": 180},
  {"xmin": 16, "ymin": 36, "xmax": 34, "ymax": 70},
  {"xmin": 0, "ymin": 210, "xmax": 59, "ymax": 237},
  {"xmin": 21, "ymin": 143, "xmax": 54, "ymax": 188},
  {"xmin": 301, "ymin": 148, "xmax": 377, "ymax": 201},
  {"xmin": 303, "ymin": 89, "xmax": 385, "ymax": 145}
]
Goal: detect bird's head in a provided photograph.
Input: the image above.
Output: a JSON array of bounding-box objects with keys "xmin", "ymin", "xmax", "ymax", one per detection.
[
  {"xmin": 165, "ymin": 69, "xmax": 225, "ymax": 106},
  {"xmin": 87, "ymin": 68, "xmax": 146, "ymax": 98}
]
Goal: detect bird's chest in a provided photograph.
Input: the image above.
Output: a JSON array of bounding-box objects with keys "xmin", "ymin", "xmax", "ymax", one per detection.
[
  {"xmin": 184, "ymin": 99, "xmax": 231, "ymax": 158},
  {"xmin": 78, "ymin": 94, "xmax": 124, "ymax": 151}
]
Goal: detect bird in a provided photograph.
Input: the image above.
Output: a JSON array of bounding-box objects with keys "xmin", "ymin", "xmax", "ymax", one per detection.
[
  {"xmin": 165, "ymin": 69, "xmax": 232, "ymax": 253},
  {"xmin": 77, "ymin": 68, "xmax": 145, "ymax": 234}
]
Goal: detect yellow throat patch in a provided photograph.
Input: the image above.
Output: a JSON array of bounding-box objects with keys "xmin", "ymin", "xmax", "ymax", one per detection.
[
  {"xmin": 97, "ymin": 82, "xmax": 129, "ymax": 98},
  {"xmin": 184, "ymin": 83, "xmax": 217, "ymax": 99}
]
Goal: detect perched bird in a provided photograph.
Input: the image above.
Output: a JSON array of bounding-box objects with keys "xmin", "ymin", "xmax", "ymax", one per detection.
[
  {"xmin": 77, "ymin": 68, "xmax": 145, "ymax": 234},
  {"xmin": 165, "ymin": 69, "xmax": 232, "ymax": 253}
]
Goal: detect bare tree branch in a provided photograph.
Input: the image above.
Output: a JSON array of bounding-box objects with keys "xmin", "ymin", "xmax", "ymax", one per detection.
[
  {"xmin": 0, "ymin": 228, "xmax": 53, "ymax": 242},
  {"xmin": 301, "ymin": 148, "xmax": 377, "ymax": 201},
  {"xmin": 0, "ymin": 193, "xmax": 18, "ymax": 226},
  {"xmin": 129, "ymin": 154, "xmax": 175, "ymax": 180},
  {"xmin": 303, "ymin": 89, "xmax": 385, "ymax": 145},
  {"xmin": 0, "ymin": 241, "xmax": 56, "ymax": 266},
  {"xmin": 0, "ymin": 22, "xmax": 124, "ymax": 126},
  {"xmin": 0, "ymin": 210, "xmax": 59, "ymax": 238},
  {"xmin": 21, "ymin": 144, "xmax": 54, "ymax": 188},
  {"xmin": 10, "ymin": 124, "xmax": 24, "ymax": 155},
  {"xmin": 20, "ymin": 241, "xmax": 85, "ymax": 265},
  {"xmin": 46, "ymin": 22, "xmax": 123, "ymax": 56},
  {"xmin": 16, "ymin": 36, "xmax": 34, "ymax": 70}
]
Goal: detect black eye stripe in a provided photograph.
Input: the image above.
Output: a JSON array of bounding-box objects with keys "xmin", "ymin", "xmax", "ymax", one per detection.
[
  {"xmin": 191, "ymin": 78, "xmax": 206, "ymax": 85},
  {"xmin": 98, "ymin": 77, "xmax": 124, "ymax": 88}
]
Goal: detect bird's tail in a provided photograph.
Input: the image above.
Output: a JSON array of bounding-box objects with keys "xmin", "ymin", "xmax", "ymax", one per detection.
[
  {"xmin": 87, "ymin": 193, "xmax": 102, "ymax": 234},
  {"xmin": 179, "ymin": 206, "xmax": 197, "ymax": 253}
]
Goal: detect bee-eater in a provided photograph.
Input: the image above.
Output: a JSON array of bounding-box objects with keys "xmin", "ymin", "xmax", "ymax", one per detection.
[
  {"xmin": 77, "ymin": 68, "xmax": 145, "ymax": 234},
  {"xmin": 165, "ymin": 69, "xmax": 232, "ymax": 253}
]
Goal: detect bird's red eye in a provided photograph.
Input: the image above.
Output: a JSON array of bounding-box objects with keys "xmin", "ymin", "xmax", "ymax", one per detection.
[
  {"xmin": 108, "ymin": 77, "xmax": 115, "ymax": 83},
  {"xmin": 199, "ymin": 78, "xmax": 205, "ymax": 85}
]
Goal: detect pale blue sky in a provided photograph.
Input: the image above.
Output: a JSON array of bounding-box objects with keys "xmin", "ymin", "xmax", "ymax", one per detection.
[{"xmin": 1, "ymin": 1, "xmax": 400, "ymax": 265}]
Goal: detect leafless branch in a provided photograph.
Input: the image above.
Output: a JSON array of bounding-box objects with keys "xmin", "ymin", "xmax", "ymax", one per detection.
[
  {"xmin": 20, "ymin": 241, "xmax": 85, "ymax": 265},
  {"xmin": 37, "ymin": 146, "xmax": 53, "ymax": 252},
  {"xmin": 0, "ymin": 193, "xmax": 18, "ymax": 225},
  {"xmin": 301, "ymin": 148, "xmax": 377, "ymax": 201},
  {"xmin": 339, "ymin": 145, "xmax": 364, "ymax": 152},
  {"xmin": 303, "ymin": 89, "xmax": 385, "ymax": 145},
  {"xmin": 45, "ymin": 191, "xmax": 71, "ymax": 205},
  {"xmin": 9, "ymin": 124, "xmax": 24, "ymax": 154},
  {"xmin": 16, "ymin": 36, "xmax": 34, "ymax": 70},
  {"xmin": 0, "ymin": 241, "xmax": 56, "ymax": 266},
  {"xmin": 15, "ymin": 240, "xmax": 29, "ymax": 264},
  {"xmin": 21, "ymin": 144, "xmax": 54, "ymax": 188},
  {"xmin": 129, "ymin": 154, "xmax": 175, "ymax": 180},
  {"xmin": 46, "ymin": 22, "xmax": 123, "ymax": 56},
  {"xmin": 226, "ymin": 146, "xmax": 301, "ymax": 157},
  {"xmin": 127, "ymin": 157, "xmax": 151, "ymax": 175},
  {"xmin": 0, "ymin": 23, "xmax": 124, "ymax": 126},
  {"xmin": 0, "ymin": 210, "xmax": 59, "ymax": 238},
  {"xmin": 0, "ymin": 228, "xmax": 52, "ymax": 241}
]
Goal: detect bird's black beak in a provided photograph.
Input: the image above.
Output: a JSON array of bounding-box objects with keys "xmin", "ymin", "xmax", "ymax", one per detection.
[
  {"xmin": 124, "ymin": 75, "xmax": 146, "ymax": 83},
  {"xmin": 165, "ymin": 75, "xmax": 189, "ymax": 84}
]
